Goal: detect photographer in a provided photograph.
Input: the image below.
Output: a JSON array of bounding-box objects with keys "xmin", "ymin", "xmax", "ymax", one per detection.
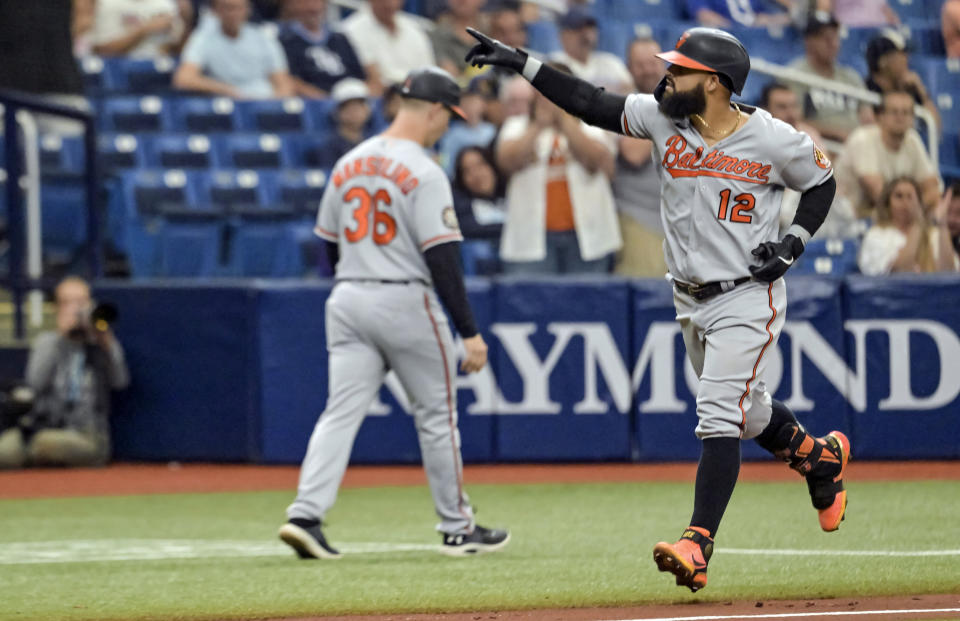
[{"xmin": 0, "ymin": 277, "xmax": 129, "ymax": 469}]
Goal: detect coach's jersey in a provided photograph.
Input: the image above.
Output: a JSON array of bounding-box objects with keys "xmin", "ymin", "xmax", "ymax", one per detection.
[
  {"xmin": 315, "ymin": 136, "xmax": 462, "ymax": 282},
  {"xmin": 621, "ymin": 94, "xmax": 833, "ymax": 284}
]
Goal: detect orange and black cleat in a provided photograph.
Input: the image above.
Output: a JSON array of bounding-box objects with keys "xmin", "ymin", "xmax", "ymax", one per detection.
[
  {"xmin": 806, "ymin": 431, "xmax": 851, "ymax": 532},
  {"xmin": 653, "ymin": 526, "xmax": 713, "ymax": 592}
]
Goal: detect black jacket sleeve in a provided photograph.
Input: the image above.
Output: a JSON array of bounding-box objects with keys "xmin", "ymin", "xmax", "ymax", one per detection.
[
  {"xmin": 324, "ymin": 240, "xmax": 339, "ymax": 271},
  {"xmin": 453, "ymin": 191, "xmax": 503, "ymax": 240},
  {"xmin": 792, "ymin": 176, "xmax": 837, "ymax": 238},
  {"xmin": 424, "ymin": 241, "xmax": 478, "ymax": 339},
  {"xmin": 529, "ymin": 62, "xmax": 628, "ymax": 134}
]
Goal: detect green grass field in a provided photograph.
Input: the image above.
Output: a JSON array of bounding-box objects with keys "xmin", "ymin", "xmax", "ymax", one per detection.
[{"xmin": 1, "ymin": 479, "xmax": 958, "ymax": 621}]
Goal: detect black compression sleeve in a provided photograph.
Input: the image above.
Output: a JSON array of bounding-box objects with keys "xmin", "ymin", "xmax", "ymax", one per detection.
[
  {"xmin": 529, "ymin": 63, "xmax": 628, "ymax": 134},
  {"xmin": 424, "ymin": 242, "xmax": 478, "ymax": 339},
  {"xmin": 792, "ymin": 176, "xmax": 837, "ymax": 238},
  {"xmin": 324, "ymin": 240, "xmax": 339, "ymax": 270}
]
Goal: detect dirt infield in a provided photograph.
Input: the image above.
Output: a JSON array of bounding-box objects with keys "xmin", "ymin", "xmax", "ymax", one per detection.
[
  {"xmin": 2, "ymin": 461, "xmax": 960, "ymax": 499},
  {"xmin": 2, "ymin": 462, "xmax": 959, "ymax": 620}
]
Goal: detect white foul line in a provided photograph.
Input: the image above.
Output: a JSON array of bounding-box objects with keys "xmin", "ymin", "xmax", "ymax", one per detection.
[
  {"xmin": 602, "ymin": 608, "xmax": 960, "ymax": 621},
  {"xmin": 720, "ymin": 548, "xmax": 960, "ymax": 557}
]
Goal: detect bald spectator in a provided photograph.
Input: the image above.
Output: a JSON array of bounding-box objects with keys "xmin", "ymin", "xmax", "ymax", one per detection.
[
  {"xmin": 429, "ymin": 0, "xmax": 488, "ymax": 78},
  {"xmin": 89, "ymin": 0, "xmax": 193, "ymax": 58},
  {"xmin": 761, "ymin": 83, "xmax": 824, "ymax": 147},
  {"xmin": 787, "ymin": 12, "xmax": 872, "ymax": 142},
  {"xmin": 499, "ymin": 74, "xmax": 535, "ymax": 119},
  {"xmin": 865, "ymin": 29, "xmax": 940, "ymax": 131},
  {"xmin": 945, "ymin": 0, "xmax": 960, "ymax": 58},
  {"xmin": 612, "ymin": 37, "xmax": 667, "ymax": 278},
  {"xmin": 173, "ymin": 0, "xmax": 293, "ymax": 98},
  {"xmin": 278, "ymin": 0, "xmax": 366, "ymax": 98},
  {"xmin": 549, "ymin": 8, "xmax": 631, "ymax": 94},
  {"xmin": 341, "ymin": 0, "xmax": 436, "ymax": 96},
  {"xmin": 836, "ymin": 90, "xmax": 940, "ymax": 218}
]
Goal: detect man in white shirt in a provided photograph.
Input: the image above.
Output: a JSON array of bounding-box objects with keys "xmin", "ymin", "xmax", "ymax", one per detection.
[
  {"xmin": 89, "ymin": 0, "xmax": 193, "ymax": 58},
  {"xmin": 173, "ymin": 0, "xmax": 293, "ymax": 99},
  {"xmin": 548, "ymin": 7, "xmax": 631, "ymax": 95},
  {"xmin": 341, "ymin": 0, "xmax": 436, "ymax": 96},
  {"xmin": 835, "ymin": 90, "xmax": 940, "ymax": 217}
]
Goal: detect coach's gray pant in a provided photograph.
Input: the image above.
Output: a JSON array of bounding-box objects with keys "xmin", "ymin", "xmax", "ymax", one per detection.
[{"xmin": 287, "ymin": 281, "xmax": 475, "ymax": 535}]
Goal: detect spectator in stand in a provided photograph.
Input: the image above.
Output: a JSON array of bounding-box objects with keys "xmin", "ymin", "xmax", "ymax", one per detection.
[
  {"xmin": 858, "ymin": 177, "xmax": 958, "ymax": 274},
  {"xmin": 865, "ymin": 29, "xmax": 940, "ymax": 131},
  {"xmin": 278, "ymin": 0, "xmax": 366, "ymax": 98},
  {"xmin": 380, "ymin": 82, "xmax": 404, "ymax": 123},
  {"xmin": 945, "ymin": 182, "xmax": 960, "ymax": 256},
  {"xmin": 495, "ymin": 63, "xmax": 620, "ymax": 274},
  {"xmin": 612, "ymin": 37, "xmax": 667, "ymax": 278},
  {"xmin": 0, "ymin": 277, "xmax": 129, "ymax": 469},
  {"xmin": 685, "ymin": 0, "xmax": 792, "ymax": 28},
  {"xmin": 762, "ymin": 83, "xmax": 860, "ymax": 239},
  {"xmin": 499, "ymin": 74, "xmax": 535, "ymax": 120},
  {"xmin": 439, "ymin": 75, "xmax": 498, "ymax": 176},
  {"xmin": 480, "ymin": 2, "xmax": 530, "ymax": 105},
  {"xmin": 472, "ymin": 72, "xmax": 505, "ymax": 126},
  {"xmin": 550, "ymin": 8, "xmax": 631, "ymax": 94},
  {"xmin": 835, "ymin": 91, "xmax": 939, "ymax": 217},
  {"xmin": 453, "ymin": 145, "xmax": 507, "ymax": 244},
  {"xmin": 786, "ymin": 12, "xmax": 873, "ymax": 143},
  {"xmin": 88, "ymin": 0, "xmax": 193, "ymax": 58},
  {"xmin": 836, "ymin": 90, "xmax": 940, "ymax": 218},
  {"xmin": 430, "ymin": 0, "xmax": 489, "ymax": 78},
  {"xmin": 945, "ymin": 0, "xmax": 960, "ymax": 58},
  {"xmin": 173, "ymin": 0, "xmax": 293, "ymax": 98},
  {"xmin": 311, "ymin": 78, "xmax": 372, "ymax": 170},
  {"xmin": 830, "ymin": 0, "xmax": 899, "ymax": 27},
  {"xmin": 341, "ymin": 0, "xmax": 436, "ymax": 96}
]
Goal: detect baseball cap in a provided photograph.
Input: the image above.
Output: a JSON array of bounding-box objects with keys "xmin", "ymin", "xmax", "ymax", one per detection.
[
  {"xmin": 331, "ymin": 78, "xmax": 370, "ymax": 105},
  {"xmin": 466, "ymin": 74, "xmax": 499, "ymax": 100},
  {"xmin": 399, "ymin": 67, "xmax": 466, "ymax": 120},
  {"xmin": 559, "ymin": 7, "xmax": 597, "ymax": 30},
  {"xmin": 866, "ymin": 29, "xmax": 910, "ymax": 72},
  {"xmin": 803, "ymin": 11, "xmax": 839, "ymax": 37}
]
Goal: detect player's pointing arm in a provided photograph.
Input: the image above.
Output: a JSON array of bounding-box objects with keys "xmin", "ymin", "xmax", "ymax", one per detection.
[{"xmin": 465, "ymin": 28, "xmax": 630, "ymax": 136}]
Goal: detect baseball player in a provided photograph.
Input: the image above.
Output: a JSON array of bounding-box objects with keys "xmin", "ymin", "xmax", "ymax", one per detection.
[
  {"xmin": 279, "ymin": 67, "xmax": 510, "ymax": 559},
  {"xmin": 466, "ymin": 27, "xmax": 850, "ymax": 591}
]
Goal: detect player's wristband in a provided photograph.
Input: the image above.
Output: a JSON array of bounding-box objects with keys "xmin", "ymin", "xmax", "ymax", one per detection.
[
  {"xmin": 785, "ymin": 224, "xmax": 811, "ymax": 248},
  {"xmin": 522, "ymin": 56, "xmax": 542, "ymax": 82}
]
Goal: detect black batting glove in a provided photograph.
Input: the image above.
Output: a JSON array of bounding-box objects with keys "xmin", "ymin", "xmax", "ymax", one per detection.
[
  {"xmin": 465, "ymin": 27, "xmax": 528, "ymax": 72},
  {"xmin": 749, "ymin": 234, "xmax": 804, "ymax": 282}
]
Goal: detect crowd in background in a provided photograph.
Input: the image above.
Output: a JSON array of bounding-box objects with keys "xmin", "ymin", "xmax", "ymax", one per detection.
[{"xmin": 1, "ymin": 0, "xmax": 959, "ymax": 277}]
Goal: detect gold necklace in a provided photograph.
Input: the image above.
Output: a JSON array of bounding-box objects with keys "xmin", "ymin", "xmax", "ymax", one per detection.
[{"xmin": 693, "ymin": 102, "xmax": 741, "ymax": 139}]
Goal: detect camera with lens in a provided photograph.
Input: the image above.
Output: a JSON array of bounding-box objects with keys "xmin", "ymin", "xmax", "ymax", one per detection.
[{"xmin": 67, "ymin": 302, "xmax": 119, "ymax": 341}]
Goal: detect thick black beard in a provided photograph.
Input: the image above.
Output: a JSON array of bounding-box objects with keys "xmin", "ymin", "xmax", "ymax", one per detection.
[{"xmin": 658, "ymin": 83, "xmax": 707, "ymax": 118}]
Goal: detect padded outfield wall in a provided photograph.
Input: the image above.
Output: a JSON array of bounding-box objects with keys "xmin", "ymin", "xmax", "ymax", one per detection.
[{"xmin": 96, "ymin": 274, "xmax": 960, "ymax": 463}]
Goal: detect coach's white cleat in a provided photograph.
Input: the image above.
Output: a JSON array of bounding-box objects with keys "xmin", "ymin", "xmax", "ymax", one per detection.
[{"xmin": 440, "ymin": 525, "xmax": 511, "ymax": 557}]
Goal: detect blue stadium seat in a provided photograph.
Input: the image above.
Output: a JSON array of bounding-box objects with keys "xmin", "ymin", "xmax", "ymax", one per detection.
[
  {"xmin": 226, "ymin": 212, "xmax": 300, "ymax": 277},
  {"xmin": 158, "ymin": 213, "xmax": 224, "ymax": 277},
  {"xmin": 889, "ymin": 0, "xmax": 939, "ymax": 22},
  {"xmin": 791, "ymin": 238, "xmax": 860, "ymax": 276},
  {"xmin": 526, "ymin": 20, "xmax": 562, "ymax": 55},
  {"xmin": 460, "ymin": 239, "xmax": 499, "ymax": 277},
  {"xmin": 39, "ymin": 135, "xmax": 85, "ymax": 174},
  {"xmin": 103, "ymin": 57, "xmax": 176, "ymax": 94},
  {"xmin": 916, "ymin": 57, "xmax": 960, "ymax": 99},
  {"xmin": 122, "ymin": 169, "xmax": 203, "ymax": 215},
  {"xmin": 304, "ymin": 99, "xmax": 338, "ymax": 135},
  {"xmin": 98, "ymin": 133, "xmax": 149, "ymax": 171},
  {"xmin": 940, "ymin": 132, "xmax": 960, "ymax": 182},
  {"xmin": 837, "ymin": 28, "xmax": 874, "ymax": 77},
  {"xmin": 215, "ymin": 133, "xmax": 290, "ymax": 169},
  {"xmin": 151, "ymin": 134, "xmax": 216, "ymax": 169},
  {"xmin": 80, "ymin": 56, "xmax": 105, "ymax": 93},
  {"xmin": 236, "ymin": 98, "xmax": 309, "ymax": 132},
  {"xmin": 200, "ymin": 169, "xmax": 277, "ymax": 210},
  {"xmin": 276, "ymin": 169, "xmax": 327, "ymax": 215},
  {"xmin": 170, "ymin": 97, "xmax": 239, "ymax": 132},
  {"xmin": 905, "ymin": 24, "xmax": 946, "ymax": 56},
  {"xmin": 100, "ymin": 96, "xmax": 170, "ymax": 132},
  {"xmin": 40, "ymin": 173, "xmax": 88, "ymax": 258}
]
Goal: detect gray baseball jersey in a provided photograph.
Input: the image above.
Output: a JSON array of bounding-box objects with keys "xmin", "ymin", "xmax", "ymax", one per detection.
[
  {"xmin": 621, "ymin": 94, "xmax": 834, "ymax": 284},
  {"xmin": 314, "ymin": 136, "xmax": 463, "ymax": 281},
  {"xmin": 290, "ymin": 134, "xmax": 476, "ymax": 537}
]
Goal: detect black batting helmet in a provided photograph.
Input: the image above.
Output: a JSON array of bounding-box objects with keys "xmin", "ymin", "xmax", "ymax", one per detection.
[
  {"xmin": 655, "ymin": 27, "xmax": 750, "ymax": 95},
  {"xmin": 399, "ymin": 67, "xmax": 467, "ymax": 120}
]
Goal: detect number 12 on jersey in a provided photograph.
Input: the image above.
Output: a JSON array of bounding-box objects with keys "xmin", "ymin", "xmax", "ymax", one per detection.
[
  {"xmin": 717, "ymin": 189, "xmax": 755, "ymax": 224},
  {"xmin": 344, "ymin": 187, "xmax": 397, "ymax": 245}
]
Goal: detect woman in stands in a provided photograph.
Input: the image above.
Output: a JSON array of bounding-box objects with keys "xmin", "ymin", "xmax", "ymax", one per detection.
[{"xmin": 858, "ymin": 177, "xmax": 958, "ymax": 274}]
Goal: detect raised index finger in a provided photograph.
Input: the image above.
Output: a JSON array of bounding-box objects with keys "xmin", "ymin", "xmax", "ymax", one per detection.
[{"xmin": 466, "ymin": 27, "xmax": 495, "ymax": 46}]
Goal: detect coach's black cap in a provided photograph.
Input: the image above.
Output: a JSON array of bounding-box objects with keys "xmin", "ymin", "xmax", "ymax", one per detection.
[{"xmin": 399, "ymin": 67, "xmax": 466, "ymax": 120}]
